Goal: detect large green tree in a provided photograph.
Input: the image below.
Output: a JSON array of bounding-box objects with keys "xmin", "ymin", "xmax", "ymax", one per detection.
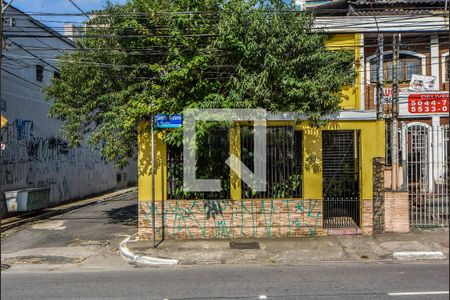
[{"xmin": 45, "ymin": 0, "xmax": 355, "ymax": 167}]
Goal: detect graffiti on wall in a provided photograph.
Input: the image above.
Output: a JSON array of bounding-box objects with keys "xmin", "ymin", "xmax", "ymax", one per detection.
[
  {"xmin": 142, "ymin": 199, "xmax": 322, "ymax": 239},
  {"xmin": 1, "ymin": 118, "xmax": 113, "ymax": 203}
]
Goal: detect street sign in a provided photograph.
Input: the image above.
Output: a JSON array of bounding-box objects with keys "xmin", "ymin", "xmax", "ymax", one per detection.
[{"xmin": 155, "ymin": 114, "xmax": 182, "ymax": 129}]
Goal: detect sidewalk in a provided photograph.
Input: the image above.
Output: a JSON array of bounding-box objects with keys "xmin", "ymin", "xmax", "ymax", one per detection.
[
  {"xmin": 127, "ymin": 228, "xmax": 449, "ymax": 265},
  {"xmin": 1, "ymin": 187, "xmax": 137, "ymax": 232}
]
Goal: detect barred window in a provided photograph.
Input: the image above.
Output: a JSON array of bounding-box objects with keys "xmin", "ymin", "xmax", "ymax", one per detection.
[{"xmin": 241, "ymin": 126, "xmax": 303, "ymax": 199}]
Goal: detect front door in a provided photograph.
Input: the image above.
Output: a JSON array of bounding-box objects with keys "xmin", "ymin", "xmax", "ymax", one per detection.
[{"xmin": 322, "ymin": 130, "xmax": 360, "ymax": 228}]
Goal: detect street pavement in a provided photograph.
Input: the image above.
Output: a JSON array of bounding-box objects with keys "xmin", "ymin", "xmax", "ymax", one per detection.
[
  {"xmin": 1, "ymin": 262, "xmax": 449, "ymax": 299},
  {"xmin": 1, "ymin": 190, "xmax": 449, "ymax": 299},
  {"xmin": 129, "ymin": 229, "xmax": 449, "ymax": 265},
  {"xmin": 1, "ymin": 189, "xmax": 138, "ymax": 271}
]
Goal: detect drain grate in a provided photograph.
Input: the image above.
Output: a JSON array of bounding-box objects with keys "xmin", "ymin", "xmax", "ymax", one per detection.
[
  {"xmin": 1, "ymin": 264, "xmax": 11, "ymax": 270},
  {"xmin": 230, "ymin": 242, "xmax": 260, "ymax": 249}
]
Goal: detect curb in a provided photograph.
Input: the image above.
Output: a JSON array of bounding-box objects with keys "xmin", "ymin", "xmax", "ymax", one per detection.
[
  {"xmin": 1, "ymin": 187, "xmax": 137, "ymax": 232},
  {"xmin": 119, "ymin": 234, "xmax": 179, "ymax": 266},
  {"xmin": 393, "ymin": 251, "xmax": 446, "ymax": 260}
]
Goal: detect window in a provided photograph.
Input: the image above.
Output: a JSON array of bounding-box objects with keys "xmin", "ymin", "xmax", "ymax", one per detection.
[
  {"xmin": 241, "ymin": 126, "xmax": 303, "ymax": 199},
  {"xmin": 167, "ymin": 126, "xmax": 231, "ymax": 200},
  {"xmin": 36, "ymin": 65, "xmax": 44, "ymax": 82},
  {"xmin": 370, "ymin": 54, "xmax": 422, "ymax": 83},
  {"xmin": 53, "ymin": 71, "xmax": 60, "ymax": 79}
]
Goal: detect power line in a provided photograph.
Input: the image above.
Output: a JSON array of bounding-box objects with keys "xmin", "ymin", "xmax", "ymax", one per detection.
[
  {"xmin": 5, "ymin": 52, "xmax": 449, "ymax": 71},
  {"xmin": 12, "ymin": 22, "xmax": 65, "ymax": 54},
  {"xmin": 6, "ymin": 39, "xmax": 61, "ymax": 72},
  {"xmin": 4, "ymin": 38, "xmax": 448, "ymax": 54},
  {"xmin": 5, "ymin": 8, "xmax": 449, "ymax": 17},
  {"xmin": 1, "ymin": 67, "xmax": 43, "ymax": 89},
  {"xmin": 4, "ymin": 33, "xmax": 220, "ymax": 39},
  {"xmin": 3, "ymin": 55, "xmax": 58, "ymax": 73},
  {"xmin": 67, "ymin": 0, "xmax": 93, "ymax": 21},
  {"xmin": 6, "ymin": 12, "xmax": 449, "ymax": 26}
]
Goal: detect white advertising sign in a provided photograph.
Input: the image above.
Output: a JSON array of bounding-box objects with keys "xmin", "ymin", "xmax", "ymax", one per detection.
[{"xmin": 409, "ymin": 74, "xmax": 437, "ymax": 92}]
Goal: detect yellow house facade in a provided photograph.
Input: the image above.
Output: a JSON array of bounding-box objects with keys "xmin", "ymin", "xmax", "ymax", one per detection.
[{"xmin": 137, "ymin": 33, "xmax": 386, "ymax": 240}]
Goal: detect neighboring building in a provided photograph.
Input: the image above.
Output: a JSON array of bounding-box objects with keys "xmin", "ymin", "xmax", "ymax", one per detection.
[
  {"xmin": 291, "ymin": 0, "xmax": 335, "ymax": 10},
  {"xmin": 1, "ymin": 5, "xmax": 137, "ymax": 215},
  {"xmin": 313, "ymin": 0, "xmax": 449, "ymax": 228}
]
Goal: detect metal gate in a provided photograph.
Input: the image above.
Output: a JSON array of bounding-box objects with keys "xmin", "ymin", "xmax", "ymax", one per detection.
[
  {"xmin": 322, "ymin": 130, "xmax": 360, "ymax": 228},
  {"xmin": 406, "ymin": 124, "xmax": 448, "ymax": 227}
]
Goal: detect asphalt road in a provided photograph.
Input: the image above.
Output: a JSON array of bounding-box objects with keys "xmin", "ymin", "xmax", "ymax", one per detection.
[
  {"xmin": 1, "ymin": 190, "xmax": 448, "ymax": 299},
  {"xmin": 1, "ymin": 262, "xmax": 448, "ymax": 299},
  {"xmin": 1, "ymin": 191, "xmax": 137, "ymax": 251}
]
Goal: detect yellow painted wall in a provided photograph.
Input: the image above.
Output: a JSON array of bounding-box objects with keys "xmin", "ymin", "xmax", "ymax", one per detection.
[
  {"xmin": 138, "ymin": 121, "xmax": 167, "ymax": 202},
  {"xmin": 317, "ymin": 120, "xmax": 385, "ymax": 200},
  {"xmin": 138, "ymin": 119, "xmax": 385, "ymax": 202},
  {"xmin": 229, "ymin": 125, "xmax": 242, "ymax": 200},
  {"xmin": 325, "ymin": 33, "xmax": 361, "ymax": 110},
  {"xmin": 298, "ymin": 124, "xmax": 323, "ymax": 199}
]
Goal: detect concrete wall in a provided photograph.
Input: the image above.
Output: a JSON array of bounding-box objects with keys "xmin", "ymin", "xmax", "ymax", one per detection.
[{"xmin": 1, "ymin": 6, "xmax": 137, "ymax": 212}]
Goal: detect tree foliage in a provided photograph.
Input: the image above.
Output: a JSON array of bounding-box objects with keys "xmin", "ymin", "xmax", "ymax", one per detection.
[{"xmin": 45, "ymin": 0, "xmax": 355, "ymax": 167}]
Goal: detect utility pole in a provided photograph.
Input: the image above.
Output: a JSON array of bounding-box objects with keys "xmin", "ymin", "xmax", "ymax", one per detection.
[
  {"xmin": 1, "ymin": 1, "xmax": 15, "ymax": 112},
  {"xmin": 376, "ymin": 34, "xmax": 384, "ymax": 119},
  {"xmin": 1, "ymin": 4, "xmax": 4, "ymax": 108},
  {"xmin": 391, "ymin": 33, "xmax": 400, "ymax": 191}
]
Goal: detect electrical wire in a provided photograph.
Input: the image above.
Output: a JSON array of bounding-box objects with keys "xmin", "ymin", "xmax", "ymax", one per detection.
[
  {"xmin": 67, "ymin": 0, "xmax": 93, "ymax": 21},
  {"xmin": 4, "ymin": 52, "xmax": 449, "ymax": 71},
  {"xmin": 1, "ymin": 67, "xmax": 43, "ymax": 89},
  {"xmin": 6, "ymin": 8, "xmax": 449, "ymax": 16},
  {"xmin": 6, "ymin": 40, "xmax": 447, "ymax": 52}
]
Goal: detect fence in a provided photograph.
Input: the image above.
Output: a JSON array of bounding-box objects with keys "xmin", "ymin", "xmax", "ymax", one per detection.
[
  {"xmin": 405, "ymin": 124, "xmax": 448, "ymax": 227},
  {"xmin": 240, "ymin": 126, "xmax": 303, "ymax": 199},
  {"xmin": 167, "ymin": 126, "xmax": 231, "ymax": 200},
  {"xmin": 167, "ymin": 125, "xmax": 304, "ymax": 201},
  {"xmin": 165, "ymin": 127, "xmax": 364, "ymax": 229}
]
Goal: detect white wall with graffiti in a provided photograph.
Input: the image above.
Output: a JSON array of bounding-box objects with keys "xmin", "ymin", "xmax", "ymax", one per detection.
[{"xmin": 1, "ymin": 6, "xmax": 137, "ymax": 213}]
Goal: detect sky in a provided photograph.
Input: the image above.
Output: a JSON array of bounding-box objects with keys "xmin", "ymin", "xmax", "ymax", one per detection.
[
  {"xmin": 10, "ymin": 0, "xmax": 128, "ymax": 31},
  {"xmin": 10, "ymin": 0, "xmax": 292, "ymax": 32}
]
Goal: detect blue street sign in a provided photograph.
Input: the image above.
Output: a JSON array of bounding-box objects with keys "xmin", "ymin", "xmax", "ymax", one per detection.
[{"xmin": 155, "ymin": 114, "xmax": 182, "ymax": 129}]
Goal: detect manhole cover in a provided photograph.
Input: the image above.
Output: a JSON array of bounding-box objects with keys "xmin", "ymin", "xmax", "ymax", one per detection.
[
  {"xmin": 1, "ymin": 264, "xmax": 11, "ymax": 270},
  {"xmin": 230, "ymin": 242, "xmax": 260, "ymax": 249}
]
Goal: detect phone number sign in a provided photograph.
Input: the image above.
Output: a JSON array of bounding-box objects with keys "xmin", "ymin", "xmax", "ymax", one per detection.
[{"xmin": 408, "ymin": 93, "xmax": 449, "ymax": 114}]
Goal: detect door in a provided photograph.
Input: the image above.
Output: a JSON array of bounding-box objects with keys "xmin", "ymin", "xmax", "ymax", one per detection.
[{"xmin": 322, "ymin": 130, "xmax": 360, "ymax": 228}]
